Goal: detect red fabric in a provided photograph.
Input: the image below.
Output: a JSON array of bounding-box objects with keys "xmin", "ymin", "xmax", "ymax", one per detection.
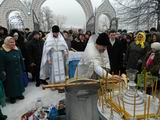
[{"xmin": 146, "ymin": 53, "xmax": 155, "ymax": 68}]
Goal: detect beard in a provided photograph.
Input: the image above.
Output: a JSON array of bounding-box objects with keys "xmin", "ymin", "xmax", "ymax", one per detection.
[
  {"xmin": 98, "ymin": 49, "xmax": 105, "ymax": 53},
  {"xmin": 53, "ymin": 35, "xmax": 58, "ymax": 38}
]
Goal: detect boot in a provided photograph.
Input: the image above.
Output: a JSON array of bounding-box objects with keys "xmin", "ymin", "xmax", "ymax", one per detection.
[
  {"xmin": 0, "ymin": 109, "xmax": 7, "ymax": 120},
  {"xmin": 9, "ymin": 97, "xmax": 16, "ymax": 104},
  {"xmin": 41, "ymin": 80, "xmax": 48, "ymax": 85}
]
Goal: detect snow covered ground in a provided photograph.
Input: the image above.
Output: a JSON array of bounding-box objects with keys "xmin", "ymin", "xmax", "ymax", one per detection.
[{"xmin": 1, "ymin": 82, "xmax": 65, "ymax": 120}]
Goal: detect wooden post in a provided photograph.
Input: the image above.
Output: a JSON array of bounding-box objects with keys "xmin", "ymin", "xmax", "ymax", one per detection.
[
  {"xmin": 154, "ymin": 80, "xmax": 158, "ymax": 97},
  {"xmin": 144, "ymin": 100, "xmax": 147, "ymax": 120},
  {"xmin": 147, "ymin": 96, "xmax": 151, "ymax": 118},
  {"xmin": 133, "ymin": 94, "xmax": 136, "ymax": 118},
  {"xmin": 75, "ymin": 65, "xmax": 78, "ymax": 80}
]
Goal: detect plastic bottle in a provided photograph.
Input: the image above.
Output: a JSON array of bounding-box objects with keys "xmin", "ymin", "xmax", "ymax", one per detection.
[
  {"xmin": 35, "ymin": 97, "xmax": 43, "ymax": 109},
  {"xmin": 49, "ymin": 106, "xmax": 58, "ymax": 120}
]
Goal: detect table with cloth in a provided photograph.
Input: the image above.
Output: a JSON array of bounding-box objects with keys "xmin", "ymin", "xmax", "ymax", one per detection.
[{"xmin": 67, "ymin": 51, "xmax": 83, "ymax": 78}]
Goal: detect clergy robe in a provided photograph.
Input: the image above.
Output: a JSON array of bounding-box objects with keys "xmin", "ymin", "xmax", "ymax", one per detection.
[
  {"xmin": 40, "ymin": 33, "xmax": 68, "ymax": 83},
  {"xmin": 76, "ymin": 35, "xmax": 111, "ymax": 79}
]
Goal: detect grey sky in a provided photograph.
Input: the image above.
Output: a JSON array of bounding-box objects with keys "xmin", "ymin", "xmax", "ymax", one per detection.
[
  {"xmin": 42, "ymin": 0, "xmax": 116, "ymax": 28},
  {"xmin": 0, "ymin": 0, "xmax": 117, "ymax": 28}
]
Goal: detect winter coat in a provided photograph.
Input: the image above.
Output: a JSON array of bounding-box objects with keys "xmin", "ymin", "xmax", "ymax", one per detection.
[
  {"xmin": 143, "ymin": 50, "xmax": 160, "ymax": 76},
  {"xmin": 126, "ymin": 41, "xmax": 149, "ymax": 71},
  {"xmin": 0, "ymin": 47, "xmax": 25, "ymax": 98}
]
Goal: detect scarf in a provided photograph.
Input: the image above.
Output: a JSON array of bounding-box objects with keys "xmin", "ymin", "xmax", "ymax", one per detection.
[
  {"xmin": 146, "ymin": 52, "xmax": 155, "ymax": 68},
  {"xmin": 135, "ymin": 32, "xmax": 146, "ymax": 48},
  {"xmin": 2, "ymin": 44, "xmax": 18, "ymax": 52}
]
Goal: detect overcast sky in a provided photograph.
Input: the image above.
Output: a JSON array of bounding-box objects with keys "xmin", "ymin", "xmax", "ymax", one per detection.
[
  {"xmin": 42, "ymin": 0, "xmax": 116, "ymax": 28},
  {"xmin": 0, "ymin": 0, "xmax": 117, "ymax": 28}
]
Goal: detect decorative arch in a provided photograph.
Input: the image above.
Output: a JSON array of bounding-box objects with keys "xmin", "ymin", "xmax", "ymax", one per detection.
[
  {"xmin": 32, "ymin": 0, "xmax": 47, "ymax": 20},
  {"xmin": 0, "ymin": 0, "xmax": 34, "ymax": 30},
  {"xmin": 6, "ymin": 10, "xmax": 26, "ymax": 29},
  {"xmin": 0, "ymin": 0, "xmax": 117, "ymax": 32},
  {"xmin": 32, "ymin": 0, "xmax": 94, "ymax": 28},
  {"xmin": 95, "ymin": 0, "xmax": 117, "ymax": 32}
]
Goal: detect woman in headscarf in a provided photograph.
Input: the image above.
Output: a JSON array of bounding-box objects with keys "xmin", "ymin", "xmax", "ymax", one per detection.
[
  {"xmin": 0, "ymin": 36, "xmax": 25, "ymax": 103},
  {"xmin": 126, "ymin": 32, "xmax": 150, "ymax": 72}
]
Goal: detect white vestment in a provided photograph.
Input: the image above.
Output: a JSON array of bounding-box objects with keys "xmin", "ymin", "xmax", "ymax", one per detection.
[
  {"xmin": 77, "ymin": 35, "xmax": 111, "ymax": 79},
  {"xmin": 40, "ymin": 32, "xmax": 68, "ymax": 83}
]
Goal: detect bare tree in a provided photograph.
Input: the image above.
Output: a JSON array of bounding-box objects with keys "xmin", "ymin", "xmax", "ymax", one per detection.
[
  {"xmin": 40, "ymin": 6, "xmax": 55, "ymax": 31},
  {"xmin": 115, "ymin": 0, "xmax": 160, "ymax": 31},
  {"xmin": 54, "ymin": 15, "xmax": 67, "ymax": 29}
]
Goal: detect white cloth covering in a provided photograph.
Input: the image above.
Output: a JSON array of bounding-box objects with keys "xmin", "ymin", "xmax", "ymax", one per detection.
[
  {"xmin": 40, "ymin": 32, "xmax": 68, "ymax": 83},
  {"xmin": 76, "ymin": 35, "xmax": 111, "ymax": 79}
]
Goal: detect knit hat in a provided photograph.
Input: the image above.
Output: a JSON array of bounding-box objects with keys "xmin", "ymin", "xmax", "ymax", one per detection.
[
  {"xmin": 151, "ymin": 42, "xmax": 160, "ymax": 51},
  {"xmin": 96, "ymin": 33, "xmax": 108, "ymax": 46},
  {"xmin": 52, "ymin": 25, "xmax": 60, "ymax": 33}
]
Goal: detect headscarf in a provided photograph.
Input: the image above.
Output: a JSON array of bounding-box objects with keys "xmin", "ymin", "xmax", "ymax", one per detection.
[
  {"xmin": 135, "ymin": 32, "xmax": 146, "ymax": 48},
  {"xmin": 2, "ymin": 36, "xmax": 18, "ymax": 51}
]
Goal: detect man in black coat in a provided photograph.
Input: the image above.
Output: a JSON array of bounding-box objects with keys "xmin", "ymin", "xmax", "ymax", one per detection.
[
  {"xmin": 106, "ymin": 30, "xmax": 124, "ymax": 74},
  {"xmin": 26, "ymin": 31, "xmax": 47, "ymax": 87}
]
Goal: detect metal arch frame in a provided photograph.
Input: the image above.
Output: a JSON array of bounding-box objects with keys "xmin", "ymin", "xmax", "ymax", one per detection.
[
  {"xmin": 95, "ymin": 0, "xmax": 117, "ymax": 32},
  {"xmin": 0, "ymin": 0, "xmax": 117, "ymax": 31},
  {"xmin": 0, "ymin": 0, "xmax": 34, "ymax": 30}
]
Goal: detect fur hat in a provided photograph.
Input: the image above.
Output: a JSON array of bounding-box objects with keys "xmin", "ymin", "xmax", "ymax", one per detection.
[
  {"xmin": 96, "ymin": 33, "xmax": 108, "ymax": 46},
  {"xmin": 151, "ymin": 42, "xmax": 160, "ymax": 51},
  {"xmin": 52, "ymin": 25, "xmax": 60, "ymax": 33}
]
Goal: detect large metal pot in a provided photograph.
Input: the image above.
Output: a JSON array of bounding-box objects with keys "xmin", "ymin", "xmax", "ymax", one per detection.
[{"xmin": 65, "ymin": 79, "xmax": 99, "ymax": 120}]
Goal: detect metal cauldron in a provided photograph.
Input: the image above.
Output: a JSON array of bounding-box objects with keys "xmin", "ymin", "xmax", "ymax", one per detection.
[{"xmin": 65, "ymin": 79, "xmax": 100, "ymax": 120}]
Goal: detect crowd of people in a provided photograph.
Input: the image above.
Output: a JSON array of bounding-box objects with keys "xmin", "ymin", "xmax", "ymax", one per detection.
[{"xmin": 0, "ymin": 25, "xmax": 160, "ymax": 119}]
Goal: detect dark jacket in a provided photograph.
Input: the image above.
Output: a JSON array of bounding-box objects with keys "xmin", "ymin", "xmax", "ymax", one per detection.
[
  {"xmin": 71, "ymin": 39, "xmax": 86, "ymax": 51},
  {"xmin": 126, "ymin": 41, "xmax": 149, "ymax": 71},
  {"xmin": 106, "ymin": 39, "xmax": 124, "ymax": 74},
  {"xmin": 26, "ymin": 39, "xmax": 44, "ymax": 66}
]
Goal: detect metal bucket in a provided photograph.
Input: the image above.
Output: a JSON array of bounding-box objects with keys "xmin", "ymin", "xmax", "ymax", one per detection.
[{"xmin": 65, "ymin": 79, "xmax": 99, "ymax": 120}]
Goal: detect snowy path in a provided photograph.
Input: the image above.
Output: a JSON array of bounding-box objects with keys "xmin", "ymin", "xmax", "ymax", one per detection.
[{"xmin": 2, "ymin": 82, "xmax": 65, "ymax": 120}]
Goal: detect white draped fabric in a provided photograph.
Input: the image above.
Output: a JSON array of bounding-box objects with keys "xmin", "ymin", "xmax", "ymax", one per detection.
[
  {"xmin": 77, "ymin": 34, "xmax": 111, "ymax": 79},
  {"xmin": 40, "ymin": 32, "xmax": 68, "ymax": 83}
]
